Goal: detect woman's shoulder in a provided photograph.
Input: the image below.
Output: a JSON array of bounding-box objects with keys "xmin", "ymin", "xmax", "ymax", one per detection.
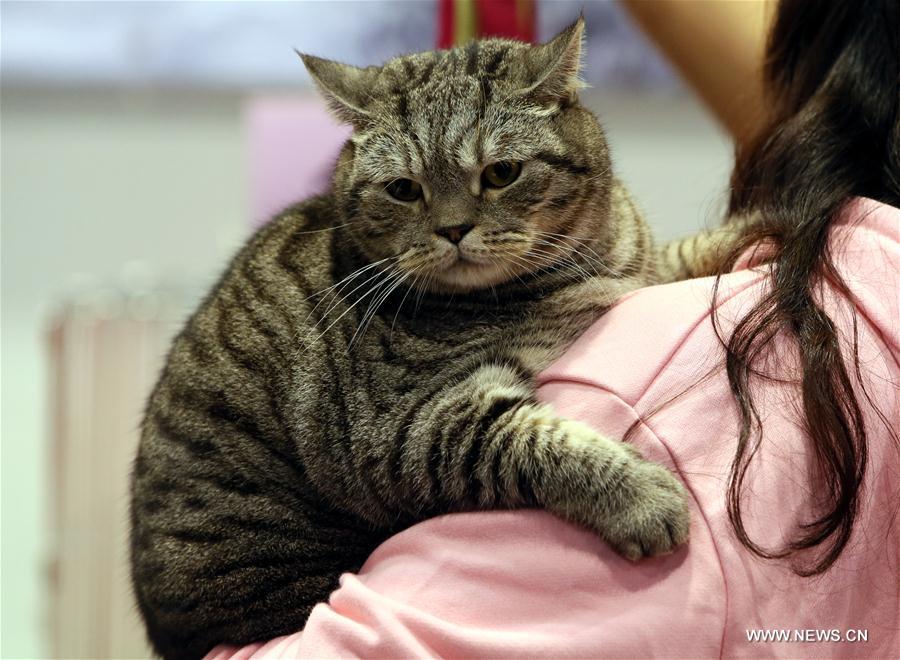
[
  {"xmin": 539, "ymin": 197, "xmax": 900, "ymax": 406},
  {"xmin": 829, "ymin": 198, "xmax": 900, "ymax": 354},
  {"xmin": 537, "ymin": 267, "xmax": 763, "ymax": 408},
  {"xmin": 838, "ymin": 197, "xmax": 900, "ymax": 241}
]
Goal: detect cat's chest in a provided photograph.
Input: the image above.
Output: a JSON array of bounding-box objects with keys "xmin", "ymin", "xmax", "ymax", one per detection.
[
  {"xmin": 336, "ymin": 274, "xmax": 637, "ymax": 391},
  {"xmin": 504, "ymin": 311, "xmax": 599, "ymax": 372},
  {"xmin": 367, "ymin": 300, "xmax": 598, "ymax": 376}
]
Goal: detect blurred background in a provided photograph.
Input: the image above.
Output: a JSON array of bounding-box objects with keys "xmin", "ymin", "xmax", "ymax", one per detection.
[{"xmin": 1, "ymin": 1, "xmax": 733, "ymax": 657}]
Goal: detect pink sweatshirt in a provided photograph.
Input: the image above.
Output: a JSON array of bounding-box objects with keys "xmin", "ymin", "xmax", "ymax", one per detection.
[{"xmin": 210, "ymin": 198, "xmax": 899, "ymax": 659}]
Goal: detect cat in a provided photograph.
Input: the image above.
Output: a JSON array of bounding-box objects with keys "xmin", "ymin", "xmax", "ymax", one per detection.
[{"xmin": 130, "ymin": 18, "xmax": 690, "ymax": 659}]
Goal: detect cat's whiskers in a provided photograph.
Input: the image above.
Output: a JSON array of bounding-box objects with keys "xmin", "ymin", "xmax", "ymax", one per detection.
[
  {"xmin": 534, "ymin": 230, "xmax": 605, "ymax": 244},
  {"xmin": 484, "ymin": 232, "xmax": 591, "ymax": 284},
  {"xmin": 487, "ymin": 248, "xmax": 531, "ymax": 289},
  {"xmin": 413, "ymin": 266, "xmax": 437, "ymax": 315},
  {"xmin": 305, "ymin": 259, "xmax": 404, "ymax": 349},
  {"xmin": 315, "ymin": 258, "xmax": 402, "ymax": 324},
  {"xmin": 571, "ymin": 245, "xmax": 620, "ymax": 280},
  {"xmin": 389, "ymin": 268, "xmax": 423, "ymax": 338},
  {"xmin": 348, "ymin": 266, "xmax": 410, "ymax": 351},
  {"xmin": 517, "ymin": 244, "xmax": 593, "ymax": 284},
  {"xmin": 304, "ymin": 255, "xmax": 396, "ymax": 319},
  {"xmin": 533, "ymin": 230, "xmax": 613, "ymax": 267},
  {"xmin": 581, "ymin": 166, "xmax": 612, "ymax": 185},
  {"xmin": 306, "ymin": 257, "xmax": 390, "ymax": 304},
  {"xmin": 500, "ymin": 250, "xmax": 568, "ymax": 285},
  {"xmin": 290, "ymin": 257, "xmax": 399, "ymax": 352},
  {"xmin": 536, "ymin": 253, "xmax": 592, "ymax": 285},
  {"xmin": 349, "ymin": 244, "xmax": 437, "ymax": 338},
  {"xmin": 532, "ymin": 232, "xmax": 619, "ymax": 279},
  {"xmin": 353, "ymin": 247, "xmax": 440, "ymax": 344},
  {"xmin": 484, "ymin": 243, "xmax": 536, "ymax": 289},
  {"xmin": 293, "ymin": 221, "xmax": 358, "ymax": 235},
  {"xmin": 528, "ymin": 240, "xmax": 598, "ymax": 282}
]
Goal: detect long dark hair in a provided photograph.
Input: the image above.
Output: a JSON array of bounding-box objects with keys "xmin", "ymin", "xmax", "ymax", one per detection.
[{"xmin": 718, "ymin": 0, "xmax": 899, "ymax": 575}]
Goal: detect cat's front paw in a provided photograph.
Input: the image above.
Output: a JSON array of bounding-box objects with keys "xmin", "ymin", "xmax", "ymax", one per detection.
[
  {"xmin": 600, "ymin": 456, "xmax": 690, "ymax": 560},
  {"xmin": 522, "ymin": 413, "xmax": 690, "ymax": 560}
]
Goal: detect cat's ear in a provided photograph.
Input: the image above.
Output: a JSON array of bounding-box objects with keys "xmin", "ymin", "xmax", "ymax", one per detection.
[
  {"xmin": 518, "ymin": 17, "xmax": 586, "ymax": 106},
  {"xmin": 298, "ymin": 52, "xmax": 377, "ymax": 128}
]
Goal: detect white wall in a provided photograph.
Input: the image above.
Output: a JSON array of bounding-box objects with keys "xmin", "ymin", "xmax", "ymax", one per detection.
[
  {"xmin": 0, "ymin": 86, "xmax": 732, "ymax": 657},
  {"xmin": 595, "ymin": 93, "xmax": 734, "ymax": 239},
  {"xmin": 1, "ymin": 88, "xmax": 249, "ymax": 658}
]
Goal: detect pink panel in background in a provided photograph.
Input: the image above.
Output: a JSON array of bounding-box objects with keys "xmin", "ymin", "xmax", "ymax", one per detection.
[{"xmin": 244, "ymin": 96, "xmax": 351, "ymax": 226}]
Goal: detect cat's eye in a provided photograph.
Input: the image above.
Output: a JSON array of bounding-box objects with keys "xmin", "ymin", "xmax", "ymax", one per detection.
[
  {"xmin": 481, "ymin": 161, "xmax": 522, "ymax": 189},
  {"xmin": 386, "ymin": 178, "xmax": 423, "ymax": 202}
]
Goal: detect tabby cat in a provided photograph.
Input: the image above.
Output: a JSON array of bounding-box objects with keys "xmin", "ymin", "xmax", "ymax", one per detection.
[{"xmin": 131, "ymin": 19, "xmax": 690, "ymax": 659}]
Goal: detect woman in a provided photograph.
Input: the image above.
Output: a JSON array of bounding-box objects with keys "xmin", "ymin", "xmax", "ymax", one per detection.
[{"xmin": 213, "ymin": 0, "xmax": 899, "ymax": 657}]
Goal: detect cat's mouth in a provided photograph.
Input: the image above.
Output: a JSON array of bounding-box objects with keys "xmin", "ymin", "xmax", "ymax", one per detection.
[
  {"xmin": 453, "ymin": 249, "xmax": 492, "ymax": 267},
  {"xmin": 400, "ymin": 233, "xmax": 561, "ymax": 293},
  {"xmin": 422, "ymin": 246, "xmax": 515, "ymax": 292},
  {"xmin": 433, "ymin": 261, "xmax": 502, "ymax": 291}
]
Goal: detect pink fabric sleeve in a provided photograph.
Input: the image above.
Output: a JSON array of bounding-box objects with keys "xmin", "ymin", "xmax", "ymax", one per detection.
[{"xmin": 210, "ymin": 199, "xmax": 900, "ymax": 659}]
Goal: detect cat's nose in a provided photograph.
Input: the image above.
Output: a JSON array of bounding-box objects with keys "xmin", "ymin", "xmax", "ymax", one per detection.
[{"xmin": 435, "ymin": 224, "xmax": 474, "ymax": 245}]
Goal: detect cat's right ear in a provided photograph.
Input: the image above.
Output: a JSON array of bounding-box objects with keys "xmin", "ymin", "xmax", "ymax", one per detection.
[
  {"xmin": 298, "ymin": 52, "xmax": 376, "ymax": 128},
  {"xmin": 516, "ymin": 17, "xmax": 586, "ymax": 107}
]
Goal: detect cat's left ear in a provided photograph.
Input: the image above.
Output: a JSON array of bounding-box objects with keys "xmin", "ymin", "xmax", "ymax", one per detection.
[
  {"xmin": 518, "ymin": 17, "xmax": 586, "ymax": 107},
  {"xmin": 298, "ymin": 52, "xmax": 378, "ymax": 128}
]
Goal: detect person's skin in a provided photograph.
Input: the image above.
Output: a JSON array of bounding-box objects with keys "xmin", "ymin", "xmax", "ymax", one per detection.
[{"xmin": 621, "ymin": 0, "xmax": 776, "ymax": 146}]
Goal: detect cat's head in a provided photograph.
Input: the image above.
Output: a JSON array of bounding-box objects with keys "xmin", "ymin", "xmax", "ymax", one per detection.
[{"xmin": 301, "ymin": 18, "xmax": 614, "ymax": 293}]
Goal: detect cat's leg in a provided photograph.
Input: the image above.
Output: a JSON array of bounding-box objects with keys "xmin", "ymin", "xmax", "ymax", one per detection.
[
  {"xmin": 310, "ymin": 363, "xmax": 690, "ymax": 559},
  {"xmin": 657, "ymin": 215, "xmax": 756, "ymax": 282}
]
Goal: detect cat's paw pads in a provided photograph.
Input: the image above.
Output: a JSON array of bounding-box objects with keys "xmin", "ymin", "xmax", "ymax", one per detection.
[{"xmin": 603, "ymin": 460, "xmax": 690, "ymax": 560}]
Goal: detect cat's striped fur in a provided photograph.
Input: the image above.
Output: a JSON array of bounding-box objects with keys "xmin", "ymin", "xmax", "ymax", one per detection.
[
  {"xmin": 131, "ymin": 20, "xmax": 689, "ymax": 659},
  {"xmin": 659, "ymin": 215, "xmax": 757, "ymax": 282}
]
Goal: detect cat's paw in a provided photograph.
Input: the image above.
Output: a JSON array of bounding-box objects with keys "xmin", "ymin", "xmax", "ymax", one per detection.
[
  {"xmin": 601, "ymin": 457, "xmax": 690, "ymax": 560},
  {"xmin": 520, "ymin": 416, "xmax": 690, "ymax": 561},
  {"xmin": 538, "ymin": 418, "xmax": 690, "ymax": 559}
]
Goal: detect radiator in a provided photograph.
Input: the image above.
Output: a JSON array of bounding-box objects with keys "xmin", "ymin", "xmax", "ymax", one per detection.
[{"xmin": 46, "ymin": 290, "xmax": 188, "ymax": 658}]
